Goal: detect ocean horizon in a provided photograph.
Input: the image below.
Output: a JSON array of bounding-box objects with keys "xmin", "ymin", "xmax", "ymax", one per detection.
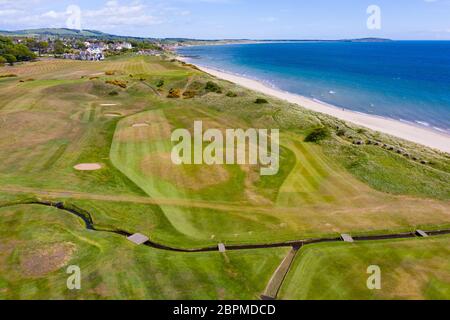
[{"xmin": 178, "ymin": 41, "xmax": 450, "ymax": 135}]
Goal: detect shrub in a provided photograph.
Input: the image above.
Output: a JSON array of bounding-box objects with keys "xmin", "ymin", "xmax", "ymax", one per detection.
[
  {"xmin": 255, "ymin": 98, "xmax": 269, "ymax": 104},
  {"xmin": 304, "ymin": 127, "xmax": 330, "ymax": 143},
  {"xmin": 182, "ymin": 63, "xmax": 199, "ymax": 70},
  {"xmin": 109, "ymin": 90, "xmax": 119, "ymax": 96},
  {"xmin": 336, "ymin": 129, "xmax": 346, "ymax": 137},
  {"xmin": 156, "ymin": 79, "xmax": 165, "ymax": 88},
  {"xmin": 105, "ymin": 79, "xmax": 127, "ymax": 88},
  {"xmin": 105, "ymin": 71, "xmax": 115, "ymax": 76},
  {"xmin": 3, "ymin": 54, "xmax": 16, "ymax": 65},
  {"xmin": 167, "ymin": 88, "xmax": 181, "ymax": 98},
  {"xmin": 0, "ymin": 73, "xmax": 17, "ymax": 78},
  {"xmin": 226, "ymin": 91, "xmax": 238, "ymax": 97},
  {"xmin": 0, "ymin": 56, "xmax": 6, "ymax": 66},
  {"xmin": 357, "ymin": 128, "xmax": 366, "ymax": 134},
  {"xmin": 205, "ymin": 81, "xmax": 222, "ymax": 93},
  {"xmin": 183, "ymin": 90, "xmax": 197, "ymax": 99}
]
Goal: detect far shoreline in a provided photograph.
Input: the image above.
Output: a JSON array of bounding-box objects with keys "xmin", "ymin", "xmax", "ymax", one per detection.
[{"xmin": 177, "ymin": 57, "xmax": 450, "ymax": 154}]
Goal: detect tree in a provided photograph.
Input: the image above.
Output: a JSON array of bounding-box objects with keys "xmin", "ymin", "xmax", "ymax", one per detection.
[
  {"xmin": 11, "ymin": 44, "xmax": 36, "ymax": 61},
  {"xmin": 75, "ymin": 41, "xmax": 86, "ymax": 50},
  {"xmin": 38, "ymin": 41, "xmax": 49, "ymax": 56},
  {"xmin": 3, "ymin": 54, "xmax": 17, "ymax": 65},
  {"xmin": 0, "ymin": 36, "xmax": 36, "ymax": 63},
  {"xmin": 25, "ymin": 38, "xmax": 38, "ymax": 51},
  {"xmin": 0, "ymin": 56, "xmax": 6, "ymax": 66},
  {"xmin": 0, "ymin": 36, "xmax": 13, "ymax": 46},
  {"xmin": 53, "ymin": 40, "xmax": 66, "ymax": 55}
]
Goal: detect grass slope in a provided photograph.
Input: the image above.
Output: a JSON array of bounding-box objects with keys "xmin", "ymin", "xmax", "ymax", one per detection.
[
  {"xmin": 0, "ymin": 204, "xmax": 288, "ymax": 300},
  {"xmin": 0, "ymin": 55, "xmax": 449, "ymax": 299},
  {"xmin": 279, "ymin": 236, "xmax": 450, "ymax": 300}
]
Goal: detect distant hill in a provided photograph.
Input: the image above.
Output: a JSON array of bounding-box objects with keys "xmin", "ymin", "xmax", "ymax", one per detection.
[
  {"xmin": 0, "ymin": 28, "xmax": 393, "ymax": 43},
  {"xmin": 342, "ymin": 37, "xmax": 393, "ymax": 42},
  {"xmin": 0, "ymin": 28, "xmax": 152, "ymax": 40}
]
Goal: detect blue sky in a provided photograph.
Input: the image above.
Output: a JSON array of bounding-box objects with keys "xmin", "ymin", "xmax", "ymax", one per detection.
[{"xmin": 1, "ymin": 0, "xmax": 449, "ymax": 39}]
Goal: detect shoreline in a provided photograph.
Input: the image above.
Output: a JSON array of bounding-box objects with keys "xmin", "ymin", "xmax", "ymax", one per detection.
[{"xmin": 179, "ymin": 57, "xmax": 450, "ymax": 153}]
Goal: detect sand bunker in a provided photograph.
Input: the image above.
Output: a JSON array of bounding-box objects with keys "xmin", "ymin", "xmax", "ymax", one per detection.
[
  {"xmin": 20, "ymin": 242, "xmax": 76, "ymax": 277},
  {"xmin": 132, "ymin": 123, "xmax": 150, "ymax": 128},
  {"xmin": 74, "ymin": 163, "xmax": 102, "ymax": 171}
]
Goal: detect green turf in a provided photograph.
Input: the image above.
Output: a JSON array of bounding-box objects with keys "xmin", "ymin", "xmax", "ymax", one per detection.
[
  {"xmin": 0, "ymin": 204, "xmax": 289, "ymax": 300},
  {"xmin": 0, "ymin": 55, "xmax": 449, "ymax": 300},
  {"xmin": 278, "ymin": 236, "xmax": 450, "ymax": 300}
]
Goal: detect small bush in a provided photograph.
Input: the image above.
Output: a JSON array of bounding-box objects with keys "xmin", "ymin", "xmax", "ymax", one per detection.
[
  {"xmin": 106, "ymin": 79, "xmax": 127, "ymax": 88},
  {"xmin": 105, "ymin": 71, "xmax": 115, "ymax": 76},
  {"xmin": 205, "ymin": 81, "xmax": 222, "ymax": 93},
  {"xmin": 183, "ymin": 90, "xmax": 197, "ymax": 99},
  {"xmin": 0, "ymin": 56, "xmax": 6, "ymax": 66},
  {"xmin": 0, "ymin": 74, "xmax": 17, "ymax": 78},
  {"xmin": 156, "ymin": 79, "xmax": 165, "ymax": 88},
  {"xmin": 255, "ymin": 98, "xmax": 269, "ymax": 104},
  {"xmin": 304, "ymin": 127, "xmax": 330, "ymax": 143},
  {"xmin": 109, "ymin": 90, "xmax": 119, "ymax": 96},
  {"xmin": 226, "ymin": 91, "xmax": 238, "ymax": 97},
  {"xmin": 336, "ymin": 129, "xmax": 346, "ymax": 137},
  {"xmin": 167, "ymin": 88, "xmax": 181, "ymax": 98},
  {"xmin": 183, "ymin": 63, "xmax": 199, "ymax": 70},
  {"xmin": 3, "ymin": 54, "xmax": 16, "ymax": 65},
  {"xmin": 357, "ymin": 128, "xmax": 366, "ymax": 134}
]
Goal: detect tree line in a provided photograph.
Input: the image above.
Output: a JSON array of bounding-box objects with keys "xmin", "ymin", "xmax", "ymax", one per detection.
[{"xmin": 0, "ymin": 36, "xmax": 36, "ymax": 66}]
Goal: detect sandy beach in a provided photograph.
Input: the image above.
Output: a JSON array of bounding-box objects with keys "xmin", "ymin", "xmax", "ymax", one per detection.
[{"xmin": 180, "ymin": 59, "xmax": 450, "ymax": 153}]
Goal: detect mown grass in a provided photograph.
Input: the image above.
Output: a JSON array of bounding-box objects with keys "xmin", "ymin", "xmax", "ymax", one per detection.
[
  {"xmin": 279, "ymin": 236, "xmax": 450, "ymax": 300},
  {"xmin": 0, "ymin": 204, "xmax": 288, "ymax": 300},
  {"xmin": 0, "ymin": 55, "xmax": 449, "ymax": 299}
]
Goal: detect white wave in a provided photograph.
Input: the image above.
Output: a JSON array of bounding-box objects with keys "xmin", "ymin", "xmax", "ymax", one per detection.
[
  {"xmin": 415, "ymin": 121, "xmax": 430, "ymax": 127},
  {"xmin": 433, "ymin": 127, "xmax": 449, "ymax": 134}
]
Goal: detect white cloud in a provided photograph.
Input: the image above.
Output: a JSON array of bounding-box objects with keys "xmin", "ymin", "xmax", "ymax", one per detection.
[
  {"xmin": 0, "ymin": 0, "xmax": 172, "ymax": 33},
  {"xmin": 260, "ymin": 17, "xmax": 277, "ymax": 23}
]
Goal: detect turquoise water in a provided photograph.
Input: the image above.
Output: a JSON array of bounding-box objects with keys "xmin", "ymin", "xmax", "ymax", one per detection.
[{"xmin": 178, "ymin": 42, "xmax": 450, "ymax": 134}]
